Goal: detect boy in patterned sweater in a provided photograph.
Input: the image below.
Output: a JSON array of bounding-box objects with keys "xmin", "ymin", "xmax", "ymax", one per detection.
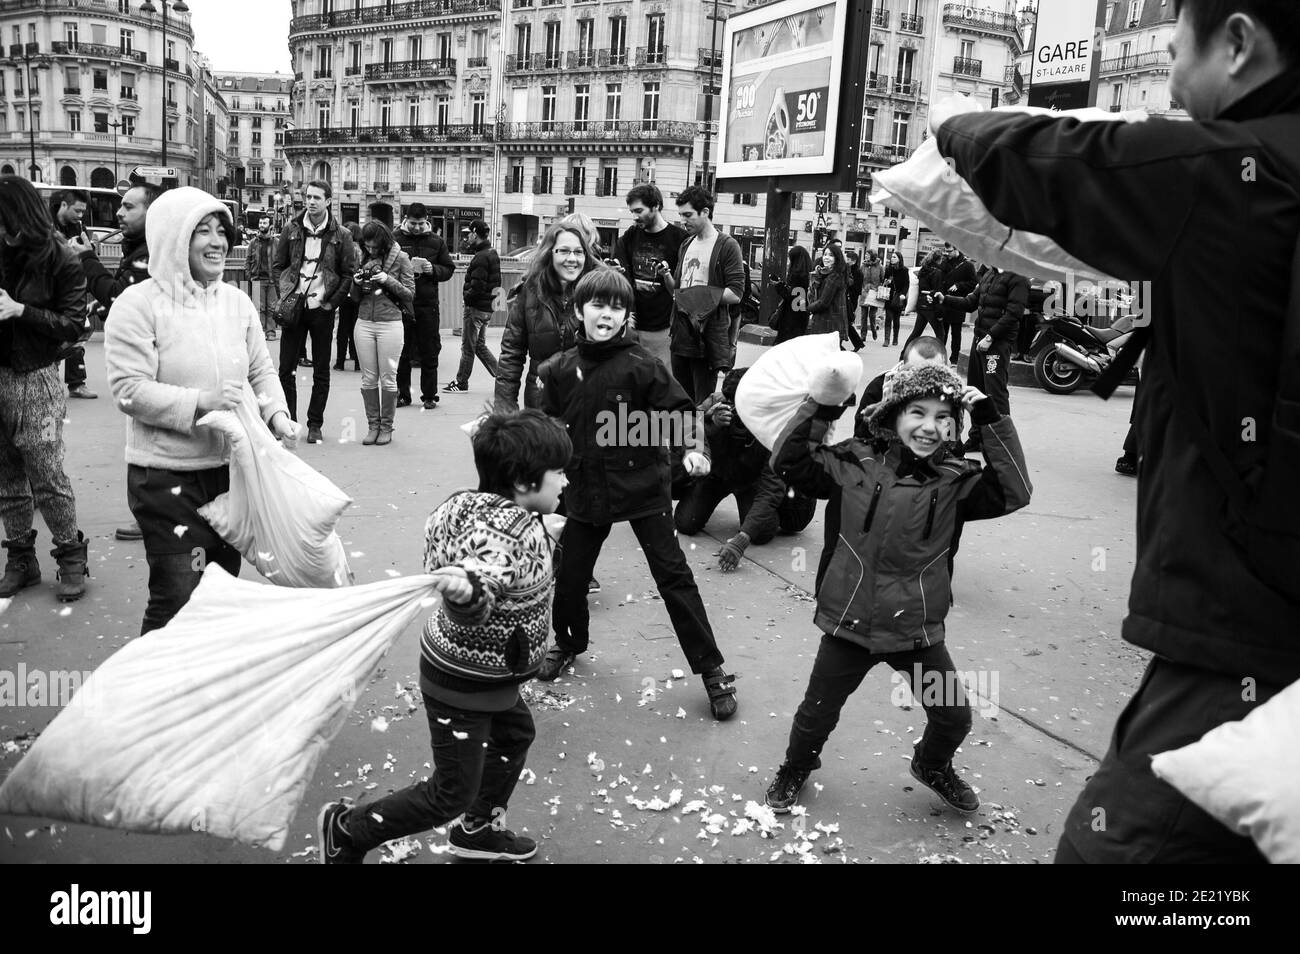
[{"xmin": 317, "ymin": 409, "xmax": 571, "ymax": 863}]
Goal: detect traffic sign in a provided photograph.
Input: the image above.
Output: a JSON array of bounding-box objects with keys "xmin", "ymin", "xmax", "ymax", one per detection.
[
  {"xmin": 131, "ymin": 165, "xmax": 177, "ymax": 179},
  {"xmin": 116, "ymin": 180, "xmax": 133, "ymax": 194}
]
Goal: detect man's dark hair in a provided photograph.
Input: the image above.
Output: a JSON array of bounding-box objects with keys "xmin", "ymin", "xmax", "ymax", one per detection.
[
  {"xmin": 675, "ymin": 185, "xmax": 715, "ymax": 216},
  {"xmin": 305, "ymin": 179, "xmax": 332, "ymax": 200},
  {"xmin": 49, "ymin": 189, "xmax": 89, "ymax": 222},
  {"xmin": 572, "ymin": 267, "xmax": 635, "ymax": 313},
  {"xmin": 626, "ymin": 182, "xmax": 663, "ymax": 210},
  {"xmin": 1174, "ymin": 0, "xmax": 1299, "ymax": 66},
  {"xmin": 903, "ymin": 335, "xmax": 946, "ymax": 362},
  {"xmin": 406, "ymin": 202, "xmax": 428, "ymax": 218},
  {"xmin": 474, "ymin": 409, "xmax": 573, "ymax": 499},
  {"xmin": 128, "ymin": 183, "xmax": 163, "ymax": 206}
]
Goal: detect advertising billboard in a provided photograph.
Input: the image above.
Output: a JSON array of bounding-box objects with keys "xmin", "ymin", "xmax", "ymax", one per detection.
[
  {"xmin": 717, "ymin": 0, "xmax": 849, "ymax": 179},
  {"xmin": 1027, "ymin": 0, "xmax": 1105, "ymax": 110}
]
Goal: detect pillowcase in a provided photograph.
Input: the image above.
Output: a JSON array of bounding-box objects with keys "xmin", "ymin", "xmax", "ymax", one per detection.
[{"xmin": 735, "ymin": 333, "xmax": 862, "ymax": 450}]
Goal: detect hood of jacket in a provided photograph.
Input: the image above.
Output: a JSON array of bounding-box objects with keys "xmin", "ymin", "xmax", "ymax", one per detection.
[
  {"xmin": 575, "ymin": 322, "xmax": 640, "ymax": 359},
  {"xmin": 146, "ymin": 187, "xmax": 234, "ymax": 302}
]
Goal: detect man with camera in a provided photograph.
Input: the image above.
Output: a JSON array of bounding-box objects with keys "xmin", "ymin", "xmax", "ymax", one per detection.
[{"xmin": 393, "ymin": 203, "xmax": 455, "ymax": 410}]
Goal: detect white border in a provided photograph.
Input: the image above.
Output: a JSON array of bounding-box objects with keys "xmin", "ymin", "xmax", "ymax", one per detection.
[{"xmin": 717, "ymin": 0, "xmax": 848, "ymax": 179}]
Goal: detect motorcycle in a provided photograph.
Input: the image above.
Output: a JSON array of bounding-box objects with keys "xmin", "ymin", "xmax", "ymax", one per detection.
[{"xmin": 1029, "ymin": 314, "xmax": 1141, "ymax": 394}]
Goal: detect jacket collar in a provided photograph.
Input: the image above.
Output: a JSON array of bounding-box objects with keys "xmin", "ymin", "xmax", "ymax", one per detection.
[
  {"xmin": 576, "ymin": 324, "xmax": 639, "ymax": 359},
  {"xmin": 885, "ymin": 442, "xmax": 943, "ymax": 481},
  {"xmin": 1219, "ymin": 65, "xmax": 1300, "ymax": 122},
  {"xmin": 299, "ymin": 211, "xmax": 332, "ymax": 237}
]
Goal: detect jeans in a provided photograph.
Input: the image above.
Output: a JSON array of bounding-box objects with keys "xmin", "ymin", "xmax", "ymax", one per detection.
[
  {"xmin": 126, "ymin": 464, "xmax": 241, "ymax": 635},
  {"xmin": 397, "ymin": 311, "xmax": 442, "ymax": 403},
  {"xmin": 277, "ymin": 307, "xmax": 335, "ymax": 429},
  {"xmin": 965, "ymin": 338, "xmax": 1012, "ymax": 447},
  {"xmin": 673, "ymin": 477, "xmax": 778, "ymax": 545},
  {"xmin": 353, "ymin": 318, "xmax": 404, "ymax": 391},
  {"xmin": 344, "ymin": 693, "xmax": 536, "ymax": 852},
  {"xmin": 335, "ymin": 298, "xmax": 359, "ymax": 365},
  {"xmin": 63, "ymin": 346, "xmax": 87, "ymax": 387},
  {"xmin": 0, "ymin": 364, "xmax": 79, "ymax": 542},
  {"xmin": 553, "ymin": 512, "xmax": 724, "ymax": 674},
  {"xmin": 670, "ymin": 354, "xmax": 721, "ymax": 405},
  {"xmin": 455, "ymin": 307, "xmax": 499, "ymax": 387},
  {"xmin": 251, "ymin": 280, "xmax": 279, "ymax": 334},
  {"xmin": 1056, "ymin": 657, "xmax": 1274, "ymax": 864},
  {"xmin": 784, "ymin": 637, "xmax": 972, "ymax": 773},
  {"xmin": 859, "ymin": 305, "xmax": 879, "ymax": 338}
]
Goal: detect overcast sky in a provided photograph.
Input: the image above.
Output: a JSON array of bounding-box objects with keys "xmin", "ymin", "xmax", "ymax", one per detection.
[{"xmin": 189, "ymin": 0, "xmax": 293, "ymax": 75}]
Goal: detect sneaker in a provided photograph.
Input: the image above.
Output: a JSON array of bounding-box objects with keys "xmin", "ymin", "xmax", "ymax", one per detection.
[
  {"xmin": 1115, "ymin": 456, "xmax": 1138, "ymax": 477},
  {"xmin": 317, "ymin": 800, "xmax": 366, "ymax": 864},
  {"xmin": 764, "ymin": 763, "xmax": 811, "ymax": 814},
  {"xmin": 536, "ymin": 646, "xmax": 576, "ymax": 682},
  {"xmin": 396, "ymin": 395, "xmax": 413, "ymax": 408},
  {"xmin": 587, "ymin": 577, "xmax": 601, "ymax": 594},
  {"xmin": 448, "ymin": 818, "xmax": 537, "ymax": 862},
  {"xmin": 68, "ymin": 385, "xmax": 98, "ymax": 399},
  {"xmin": 702, "ymin": 667, "xmax": 739, "ymax": 721},
  {"xmin": 422, "ymin": 399, "xmax": 439, "ymax": 410},
  {"xmin": 909, "ymin": 758, "xmax": 979, "ymax": 814},
  {"xmin": 443, "ymin": 382, "xmax": 468, "ymax": 393},
  {"xmin": 298, "ymin": 357, "xmax": 313, "ymax": 368},
  {"xmin": 307, "ymin": 426, "xmax": 323, "ymax": 444},
  {"xmin": 114, "ymin": 521, "xmax": 143, "ymax": 542}
]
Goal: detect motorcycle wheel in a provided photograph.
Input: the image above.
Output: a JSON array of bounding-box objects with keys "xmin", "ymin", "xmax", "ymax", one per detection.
[{"xmin": 1033, "ymin": 346, "xmax": 1086, "ymax": 394}]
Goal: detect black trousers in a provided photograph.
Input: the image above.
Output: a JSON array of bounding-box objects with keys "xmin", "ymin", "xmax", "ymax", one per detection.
[
  {"xmin": 965, "ymin": 338, "xmax": 1011, "ymax": 447},
  {"xmin": 901, "ymin": 310, "xmax": 946, "ymax": 354},
  {"xmin": 126, "ymin": 464, "xmax": 242, "ymax": 635},
  {"xmin": 784, "ymin": 636, "xmax": 972, "ymax": 773},
  {"xmin": 553, "ymin": 512, "xmax": 724, "ymax": 674},
  {"xmin": 63, "ymin": 346, "xmax": 87, "ymax": 387},
  {"xmin": 344, "ymin": 693, "xmax": 535, "ymax": 852},
  {"xmin": 673, "ymin": 477, "xmax": 778, "ymax": 544},
  {"xmin": 1056, "ymin": 657, "xmax": 1274, "ymax": 864},
  {"xmin": 670, "ymin": 355, "xmax": 719, "ymax": 405},
  {"xmin": 278, "ymin": 308, "xmax": 334, "ymax": 429},
  {"xmin": 942, "ymin": 311, "xmax": 964, "ymax": 363},
  {"xmin": 883, "ymin": 307, "xmax": 902, "ymax": 345},
  {"xmin": 397, "ymin": 311, "xmax": 442, "ymax": 403},
  {"xmin": 335, "ymin": 299, "xmax": 359, "ymax": 366}
]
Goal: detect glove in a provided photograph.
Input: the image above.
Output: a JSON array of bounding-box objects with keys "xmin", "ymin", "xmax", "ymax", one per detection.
[
  {"xmin": 813, "ymin": 396, "xmax": 855, "ymax": 421},
  {"xmin": 716, "ymin": 531, "xmax": 750, "ymax": 572}
]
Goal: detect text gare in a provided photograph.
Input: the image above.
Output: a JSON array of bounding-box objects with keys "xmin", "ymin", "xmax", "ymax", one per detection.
[{"xmin": 1034, "ymin": 37, "xmax": 1092, "ymax": 80}]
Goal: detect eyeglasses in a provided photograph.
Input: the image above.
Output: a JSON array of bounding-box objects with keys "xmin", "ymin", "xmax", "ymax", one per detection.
[{"xmin": 553, "ymin": 248, "xmax": 585, "ymax": 259}]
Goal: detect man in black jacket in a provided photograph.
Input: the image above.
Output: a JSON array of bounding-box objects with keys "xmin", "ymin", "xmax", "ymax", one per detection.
[
  {"xmin": 943, "ymin": 266, "xmax": 1029, "ymax": 453},
  {"xmin": 50, "ymin": 189, "xmax": 96, "ymax": 399},
  {"xmin": 934, "ymin": 244, "xmax": 978, "ymax": 364},
  {"xmin": 68, "ymin": 182, "xmax": 161, "ymax": 541},
  {"xmin": 445, "ymin": 219, "xmax": 499, "ymax": 393},
  {"xmin": 394, "ymin": 203, "xmax": 455, "ymax": 409},
  {"xmin": 935, "ymin": 0, "xmax": 1300, "ymax": 863}
]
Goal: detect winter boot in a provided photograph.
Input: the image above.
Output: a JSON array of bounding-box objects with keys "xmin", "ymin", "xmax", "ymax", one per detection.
[
  {"xmin": 360, "ymin": 388, "xmax": 381, "ymax": 445},
  {"xmin": 51, "ymin": 531, "xmax": 89, "ymax": 603},
  {"xmin": 376, "ymin": 390, "xmax": 398, "ymax": 446},
  {"xmin": 0, "ymin": 530, "xmax": 40, "ymax": 597}
]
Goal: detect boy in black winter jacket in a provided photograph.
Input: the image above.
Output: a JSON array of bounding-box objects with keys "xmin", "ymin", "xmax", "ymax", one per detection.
[
  {"xmin": 538, "ymin": 269, "xmax": 740, "ymax": 720},
  {"xmin": 764, "ymin": 361, "xmax": 1031, "ymax": 816}
]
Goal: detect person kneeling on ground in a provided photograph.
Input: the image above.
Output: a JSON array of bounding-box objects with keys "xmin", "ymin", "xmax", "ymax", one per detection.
[
  {"xmin": 318, "ymin": 409, "xmax": 572, "ymax": 863},
  {"xmin": 764, "ymin": 361, "xmax": 1031, "ymax": 816},
  {"xmin": 538, "ymin": 269, "xmax": 739, "ymax": 720},
  {"xmin": 675, "ymin": 367, "xmax": 814, "ymax": 571}
]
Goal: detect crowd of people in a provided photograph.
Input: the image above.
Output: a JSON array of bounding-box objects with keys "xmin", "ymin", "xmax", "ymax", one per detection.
[{"xmin": 3, "ymin": 0, "xmax": 1297, "ymax": 865}]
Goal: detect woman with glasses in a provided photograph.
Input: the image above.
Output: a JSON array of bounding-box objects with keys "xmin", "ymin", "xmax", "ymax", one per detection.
[
  {"xmin": 494, "ymin": 223, "xmax": 602, "ymax": 413},
  {"xmin": 350, "ymin": 221, "xmax": 415, "ymax": 446}
]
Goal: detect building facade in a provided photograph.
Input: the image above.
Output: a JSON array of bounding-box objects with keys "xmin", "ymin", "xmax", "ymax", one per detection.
[
  {"xmin": 1096, "ymin": 0, "xmax": 1186, "ymax": 117},
  {"xmin": 193, "ymin": 52, "xmax": 229, "ymax": 198},
  {"xmin": 0, "ymin": 0, "xmax": 198, "ymax": 187},
  {"xmin": 215, "ymin": 71, "xmax": 293, "ymax": 222}
]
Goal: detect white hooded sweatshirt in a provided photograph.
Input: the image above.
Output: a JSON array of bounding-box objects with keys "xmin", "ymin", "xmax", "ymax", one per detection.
[{"xmin": 105, "ymin": 187, "xmax": 290, "ymax": 470}]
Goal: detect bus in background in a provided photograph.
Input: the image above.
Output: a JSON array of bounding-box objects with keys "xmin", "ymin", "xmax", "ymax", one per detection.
[{"xmin": 35, "ymin": 184, "xmax": 124, "ymax": 243}]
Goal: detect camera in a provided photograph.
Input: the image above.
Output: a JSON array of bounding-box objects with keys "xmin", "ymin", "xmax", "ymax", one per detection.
[{"xmin": 354, "ymin": 260, "xmax": 384, "ymax": 294}]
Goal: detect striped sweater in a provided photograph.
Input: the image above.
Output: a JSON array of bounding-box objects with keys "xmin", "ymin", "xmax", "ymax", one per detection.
[{"xmin": 418, "ymin": 491, "xmax": 556, "ymax": 702}]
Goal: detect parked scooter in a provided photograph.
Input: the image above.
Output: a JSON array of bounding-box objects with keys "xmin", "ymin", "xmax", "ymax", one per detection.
[{"xmin": 1030, "ymin": 313, "xmax": 1141, "ymax": 394}]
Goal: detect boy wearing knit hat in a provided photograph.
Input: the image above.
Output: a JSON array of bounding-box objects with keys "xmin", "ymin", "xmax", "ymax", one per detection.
[{"xmin": 764, "ymin": 361, "xmax": 1031, "ymax": 815}]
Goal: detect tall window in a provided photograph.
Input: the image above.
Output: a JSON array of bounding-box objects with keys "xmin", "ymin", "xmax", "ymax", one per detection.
[
  {"xmin": 437, "ymin": 33, "xmax": 452, "ymax": 65},
  {"xmin": 605, "ymin": 83, "xmax": 622, "ymax": 122},
  {"xmin": 959, "ymin": 39, "xmax": 974, "ymax": 60},
  {"xmin": 646, "ymin": 13, "xmax": 665, "ymax": 62},
  {"xmin": 636, "ymin": 157, "xmax": 656, "ymax": 182},
  {"xmin": 375, "ymin": 158, "xmax": 389, "ymax": 184},
  {"xmin": 379, "ymin": 98, "xmax": 393, "ymax": 128},
  {"xmin": 409, "ymin": 35, "xmax": 422, "ymax": 61},
  {"xmin": 541, "ymin": 85, "xmax": 557, "ymax": 125},
  {"xmin": 93, "ymin": 68, "xmax": 108, "ymax": 91},
  {"xmin": 167, "ymin": 80, "xmax": 176, "ymax": 105},
  {"xmin": 380, "ymin": 39, "xmax": 393, "ymax": 66},
  {"xmin": 317, "ymin": 102, "xmax": 331, "ymax": 127},
  {"xmin": 431, "ymin": 157, "xmax": 446, "ymax": 187},
  {"xmin": 121, "ymin": 70, "xmax": 136, "ymax": 99},
  {"xmin": 121, "ymin": 114, "xmax": 134, "ymax": 136},
  {"xmin": 402, "ymin": 157, "xmax": 415, "ymax": 186},
  {"xmin": 609, "ymin": 16, "xmax": 627, "ymax": 62},
  {"xmin": 642, "ymin": 81, "xmax": 660, "ymax": 130},
  {"xmin": 895, "ymin": 48, "xmax": 915, "ymax": 91},
  {"xmin": 570, "ymin": 159, "xmax": 586, "ymax": 194},
  {"xmin": 545, "ymin": 22, "xmax": 561, "ymax": 68},
  {"xmin": 465, "ymin": 158, "xmax": 483, "ymax": 191},
  {"xmin": 510, "ymin": 162, "xmax": 525, "ymax": 192},
  {"xmin": 577, "ymin": 19, "xmax": 595, "ymax": 64},
  {"xmin": 120, "ymin": 28, "xmax": 134, "ymax": 54},
  {"xmin": 890, "ymin": 110, "xmax": 909, "ymax": 154},
  {"xmin": 601, "ymin": 161, "xmax": 618, "ymax": 196},
  {"xmin": 348, "ymin": 42, "xmax": 361, "ymax": 72},
  {"xmin": 349, "ymin": 101, "xmax": 360, "ymax": 132},
  {"xmin": 67, "ymin": 110, "xmax": 81, "ymax": 131},
  {"xmin": 470, "ymin": 92, "xmax": 486, "ymax": 130},
  {"xmin": 64, "ymin": 22, "xmax": 78, "ymax": 45},
  {"xmin": 538, "ymin": 161, "xmax": 553, "ymax": 193},
  {"xmin": 316, "ymin": 45, "xmax": 332, "ymax": 76},
  {"xmin": 471, "ymin": 30, "xmax": 487, "ymax": 62},
  {"xmin": 574, "ymin": 84, "xmax": 590, "ymax": 130},
  {"xmin": 860, "ymin": 105, "xmax": 877, "ymax": 148},
  {"xmin": 93, "ymin": 111, "xmax": 109, "ymax": 133},
  {"xmin": 516, "ymin": 23, "xmax": 531, "ymax": 64},
  {"xmin": 408, "ymin": 100, "xmax": 420, "ymax": 126}
]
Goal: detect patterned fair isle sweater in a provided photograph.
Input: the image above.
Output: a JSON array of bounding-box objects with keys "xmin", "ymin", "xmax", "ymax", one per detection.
[{"xmin": 419, "ymin": 491, "xmax": 556, "ymax": 705}]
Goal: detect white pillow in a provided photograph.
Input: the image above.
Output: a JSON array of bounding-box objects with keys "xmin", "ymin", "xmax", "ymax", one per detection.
[
  {"xmin": 735, "ymin": 333, "xmax": 862, "ymax": 451},
  {"xmin": 1150, "ymin": 678, "xmax": 1300, "ymax": 863},
  {"xmin": 872, "ymin": 95, "xmax": 1148, "ymax": 284}
]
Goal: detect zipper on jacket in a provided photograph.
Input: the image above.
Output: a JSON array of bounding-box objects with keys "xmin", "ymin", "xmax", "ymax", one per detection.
[
  {"xmin": 861, "ymin": 483, "xmax": 883, "ymax": 534},
  {"xmin": 923, "ymin": 488, "xmax": 939, "ymax": 539}
]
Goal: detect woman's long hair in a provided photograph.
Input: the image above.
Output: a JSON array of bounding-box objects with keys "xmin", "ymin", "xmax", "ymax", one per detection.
[
  {"xmin": 787, "ymin": 245, "xmax": 812, "ymax": 290},
  {"xmin": 818, "ymin": 242, "xmax": 848, "ymax": 277},
  {"xmin": 359, "ymin": 220, "xmax": 395, "ymax": 263},
  {"xmin": 0, "ymin": 175, "xmax": 61, "ymax": 298},
  {"xmin": 524, "ymin": 223, "xmax": 599, "ymax": 304}
]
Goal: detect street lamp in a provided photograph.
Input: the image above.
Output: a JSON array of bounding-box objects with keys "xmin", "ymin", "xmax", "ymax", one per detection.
[
  {"xmin": 108, "ymin": 119, "xmax": 123, "ymax": 182},
  {"xmin": 700, "ymin": 0, "xmax": 720, "ymax": 191},
  {"xmin": 7, "ymin": 42, "xmax": 51, "ymax": 181},
  {"xmin": 140, "ymin": 0, "xmax": 189, "ymax": 167}
]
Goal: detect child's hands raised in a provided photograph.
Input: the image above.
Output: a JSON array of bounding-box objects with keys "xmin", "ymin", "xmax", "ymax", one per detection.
[
  {"xmin": 429, "ymin": 566, "xmax": 474, "ymax": 603},
  {"xmin": 960, "ymin": 385, "xmax": 987, "ymax": 409}
]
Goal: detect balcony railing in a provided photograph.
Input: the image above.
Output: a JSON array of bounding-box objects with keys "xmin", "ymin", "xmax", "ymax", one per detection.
[
  {"xmin": 898, "ymin": 12, "xmax": 923, "ymax": 32},
  {"xmin": 50, "ymin": 40, "xmax": 148, "ymax": 64},
  {"xmin": 563, "ymin": 48, "xmax": 631, "ymax": 70},
  {"xmin": 63, "ymin": 85, "xmax": 81, "ymax": 95},
  {"xmin": 285, "ymin": 123, "xmax": 495, "ymax": 146},
  {"xmin": 365, "ymin": 59, "xmax": 456, "ymax": 81},
  {"xmin": 467, "ymin": 56, "xmax": 488, "ymax": 68},
  {"xmin": 313, "ymin": 69, "xmax": 333, "ymax": 79},
  {"xmin": 942, "ymin": 4, "xmax": 1020, "ymax": 35},
  {"xmin": 507, "ymin": 51, "xmax": 566, "ymax": 73},
  {"xmin": 120, "ymin": 87, "xmax": 137, "ymax": 99},
  {"xmin": 164, "ymin": 57, "xmax": 180, "ymax": 72},
  {"xmin": 697, "ymin": 47, "xmax": 722, "ymax": 71},
  {"xmin": 893, "ymin": 78, "xmax": 918, "ymax": 96},
  {"xmin": 568, "ymin": 50, "xmax": 596, "ymax": 69},
  {"xmin": 400, "ymin": 180, "xmax": 417, "ymax": 190},
  {"xmin": 343, "ymin": 179, "xmax": 359, "ymax": 190},
  {"xmin": 344, "ymin": 65, "xmax": 361, "ymax": 76},
  {"xmin": 1004, "ymin": 64, "xmax": 1024, "ymax": 94},
  {"xmin": 866, "ymin": 72, "xmax": 889, "ymax": 93},
  {"xmin": 953, "ymin": 56, "xmax": 982, "ymax": 77},
  {"xmin": 636, "ymin": 45, "xmax": 668, "ymax": 66},
  {"xmin": 497, "ymin": 119, "xmax": 695, "ymax": 144},
  {"xmin": 464, "ymin": 183, "xmax": 484, "ymax": 193},
  {"xmin": 512, "ymin": 0, "xmax": 533, "ymax": 6},
  {"xmin": 290, "ymin": 0, "xmax": 500, "ymax": 33},
  {"xmin": 428, "ymin": 181, "xmax": 448, "ymax": 191},
  {"xmin": 872, "ymin": 6, "xmax": 889, "ymax": 27},
  {"xmin": 859, "ymin": 143, "xmax": 911, "ymax": 164},
  {"xmin": 373, "ymin": 180, "xmax": 391, "ymax": 190},
  {"xmin": 1100, "ymin": 50, "xmax": 1171, "ymax": 74}
]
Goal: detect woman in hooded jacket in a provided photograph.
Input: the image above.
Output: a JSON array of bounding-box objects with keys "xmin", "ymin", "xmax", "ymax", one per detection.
[
  {"xmin": 0, "ymin": 175, "xmax": 91, "ymax": 603},
  {"xmin": 105, "ymin": 187, "xmax": 296, "ymax": 635},
  {"xmin": 350, "ymin": 221, "xmax": 415, "ymax": 446},
  {"xmin": 493, "ymin": 223, "xmax": 602, "ymax": 413}
]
